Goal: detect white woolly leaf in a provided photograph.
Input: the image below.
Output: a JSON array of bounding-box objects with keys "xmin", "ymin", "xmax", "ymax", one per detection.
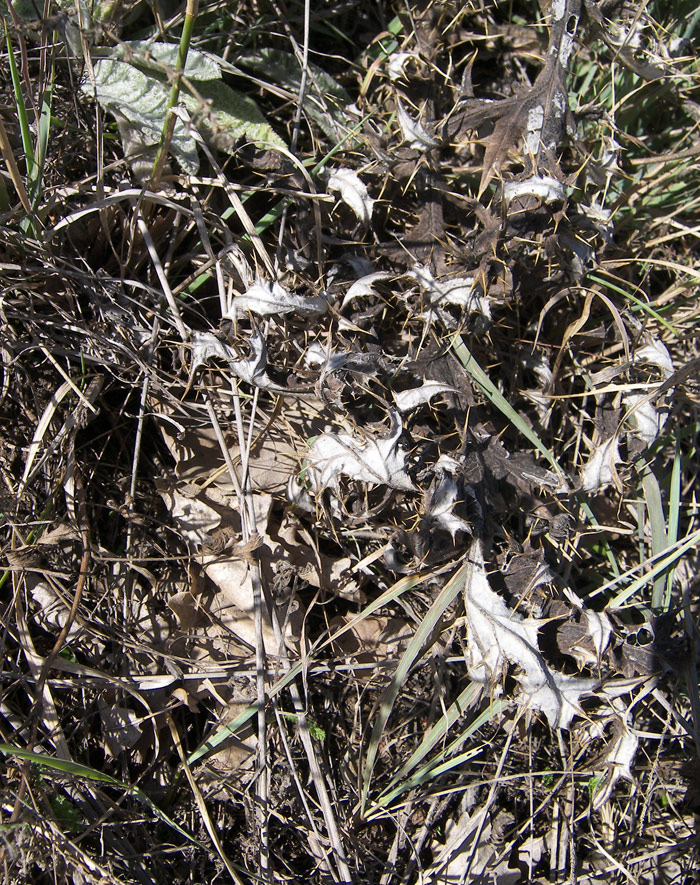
[
  {"xmin": 327, "ymin": 168, "xmax": 375, "ymax": 226},
  {"xmin": 305, "ymin": 412, "xmax": 415, "ymax": 495},
  {"xmin": 409, "ymin": 264, "xmax": 491, "ymax": 318},
  {"xmin": 397, "ymin": 99, "xmax": 439, "ymax": 151},
  {"xmin": 624, "ymin": 394, "xmax": 666, "ymax": 445},
  {"xmin": 580, "ymin": 436, "xmax": 622, "ymax": 492},
  {"xmin": 463, "ymin": 541, "xmax": 595, "ymax": 729},
  {"xmin": 387, "ymin": 51, "xmax": 419, "ymax": 81},
  {"xmin": 426, "ymin": 475, "xmax": 471, "ymax": 539},
  {"xmin": 393, "ymin": 381, "xmax": 457, "ymax": 413},
  {"xmin": 117, "ymin": 40, "xmax": 222, "ymax": 81},
  {"xmin": 87, "ymin": 58, "xmax": 199, "ymax": 172},
  {"xmin": 227, "ymin": 280, "xmax": 327, "ymax": 319},
  {"xmin": 341, "ymin": 272, "xmax": 392, "ymax": 309},
  {"xmin": 634, "ymin": 339, "xmax": 674, "ymax": 377},
  {"xmin": 190, "ymin": 329, "xmax": 288, "ymax": 392},
  {"xmin": 503, "ymin": 175, "xmax": 566, "ymax": 205}
]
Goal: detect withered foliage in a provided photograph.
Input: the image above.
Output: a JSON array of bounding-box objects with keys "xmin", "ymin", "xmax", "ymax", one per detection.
[{"xmin": 1, "ymin": 1, "xmax": 699, "ymax": 883}]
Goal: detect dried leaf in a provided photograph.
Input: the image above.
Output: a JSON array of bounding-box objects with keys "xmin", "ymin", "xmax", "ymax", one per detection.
[
  {"xmin": 386, "ymin": 51, "xmax": 419, "ymax": 82},
  {"xmin": 330, "ymin": 615, "xmax": 412, "ymax": 667},
  {"xmin": 189, "ymin": 329, "xmax": 292, "ymax": 393},
  {"xmin": 463, "ymin": 541, "xmax": 595, "ymax": 728},
  {"xmin": 226, "ymin": 280, "xmax": 327, "ymax": 319},
  {"xmin": 305, "ymin": 411, "xmax": 415, "ymax": 495},
  {"xmin": 624, "ymin": 394, "xmax": 666, "ymax": 445},
  {"xmin": 100, "ymin": 702, "xmax": 142, "ymax": 758},
  {"xmin": 393, "ymin": 381, "xmax": 457, "ymax": 413},
  {"xmin": 327, "ymin": 168, "xmax": 375, "ymax": 226},
  {"xmin": 635, "ymin": 339, "xmax": 674, "ymax": 376},
  {"xmin": 425, "ymin": 473, "xmax": 472, "ymax": 540},
  {"xmin": 503, "ymin": 174, "xmax": 567, "ymax": 205},
  {"xmin": 396, "ymin": 99, "xmax": 439, "ymax": 151},
  {"xmin": 341, "ymin": 272, "xmax": 392, "ymax": 309},
  {"xmin": 409, "ymin": 264, "xmax": 491, "ymax": 318},
  {"xmin": 580, "ymin": 436, "xmax": 622, "ymax": 492}
]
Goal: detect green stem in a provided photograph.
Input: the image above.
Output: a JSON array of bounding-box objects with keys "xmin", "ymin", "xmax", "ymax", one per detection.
[{"xmin": 151, "ymin": 0, "xmax": 199, "ymax": 185}]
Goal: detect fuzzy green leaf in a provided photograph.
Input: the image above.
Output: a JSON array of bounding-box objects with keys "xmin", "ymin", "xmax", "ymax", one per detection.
[
  {"xmin": 182, "ymin": 79, "xmax": 286, "ymax": 151},
  {"xmin": 237, "ymin": 48, "xmax": 355, "ymax": 143},
  {"xmin": 86, "ymin": 58, "xmax": 200, "ymax": 172},
  {"xmin": 118, "ymin": 40, "xmax": 223, "ymax": 81}
]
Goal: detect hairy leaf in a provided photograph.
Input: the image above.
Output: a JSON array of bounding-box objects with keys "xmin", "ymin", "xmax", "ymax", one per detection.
[
  {"xmin": 305, "ymin": 411, "xmax": 415, "ymax": 495},
  {"xmin": 237, "ymin": 49, "xmax": 355, "ymax": 143},
  {"xmin": 226, "ymin": 280, "xmax": 327, "ymax": 319},
  {"xmin": 327, "ymin": 168, "xmax": 375, "ymax": 226},
  {"xmin": 182, "ymin": 79, "xmax": 286, "ymax": 151},
  {"xmin": 463, "ymin": 540, "xmax": 595, "ymax": 729},
  {"xmin": 87, "ymin": 58, "xmax": 199, "ymax": 172},
  {"xmin": 117, "ymin": 40, "xmax": 222, "ymax": 80}
]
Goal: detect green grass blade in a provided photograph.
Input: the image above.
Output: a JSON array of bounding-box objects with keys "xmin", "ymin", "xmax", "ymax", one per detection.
[
  {"xmin": 4, "ymin": 23, "xmax": 34, "ymax": 179},
  {"xmin": 361, "ymin": 561, "xmax": 470, "ymax": 813},
  {"xmin": 664, "ymin": 432, "xmax": 682, "ymax": 609},
  {"xmin": 602, "ymin": 527, "xmax": 700, "ymax": 609},
  {"xmin": 451, "ymin": 334, "xmax": 568, "ymax": 484},
  {"xmin": 377, "ymin": 695, "xmax": 508, "ymax": 808},
  {"xmin": 636, "ymin": 456, "xmax": 668, "ymax": 612},
  {"xmin": 0, "ymin": 743, "xmax": 202, "ymax": 847}
]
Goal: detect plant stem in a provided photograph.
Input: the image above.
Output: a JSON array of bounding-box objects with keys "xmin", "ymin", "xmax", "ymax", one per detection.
[{"xmin": 150, "ymin": 0, "xmax": 199, "ymax": 186}]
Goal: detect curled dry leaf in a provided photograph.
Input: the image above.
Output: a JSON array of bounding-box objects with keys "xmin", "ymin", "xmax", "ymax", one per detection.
[
  {"xmin": 463, "ymin": 540, "xmax": 596, "ymax": 729},
  {"xmin": 424, "ymin": 469, "xmax": 473, "ymax": 540},
  {"xmin": 327, "ymin": 168, "xmax": 375, "ymax": 226},
  {"xmin": 304, "ymin": 411, "xmax": 415, "ymax": 496},
  {"xmin": 426, "ymin": 806, "xmax": 545, "ymax": 885},
  {"xmin": 408, "ymin": 264, "xmax": 491, "ymax": 318},
  {"xmin": 341, "ymin": 272, "xmax": 392, "ymax": 309},
  {"xmin": 587, "ymin": 699, "xmax": 638, "ymax": 811},
  {"xmin": 396, "ymin": 98, "xmax": 439, "ymax": 151},
  {"xmin": 580, "ymin": 435, "xmax": 622, "ymax": 492},
  {"xmin": 393, "ymin": 381, "xmax": 457, "ymax": 413},
  {"xmin": 503, "ymin": 174, "xmax": 566, "ymax": 205},
  {"xmin": 386, "ymin": 51, "xmax": 419, "ymax": 81},
  {"xmin": 226, "ymin": 280, "xmax": 327, "ymax": 319},
  {"xmin": 624, "ymin": 394, "xmax": 667, "ymax": 445},
  {"xmin": 634, "ymin": 338, "xmax": 674, "ymax": 376},
  {"xmin": 190, "ymin": 329, "xmax": 294, "ymax": 393}
]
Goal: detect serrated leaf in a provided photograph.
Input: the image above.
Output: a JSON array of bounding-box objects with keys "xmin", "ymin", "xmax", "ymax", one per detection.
[
  {"xmin": 118, "ymin": 40, "xmax": 222, "ymax": 81},
  {"xmin": 396, "ymin": 99, "xmax": 439, "ymax": 151},
  {"xmin": 237, "ymin": 49, "xmax": 355, "ymax": 143},
  {"xmin": 306, "ymin": 411, "xmax": 415, "ymax": 495},
  {"xmin": 327, "ymin": 168, "xmax": 375, "ymax": 225},
  {"xmin": 86, "ymin": 58, "xmax": 199, "ymax": 173},
  {"xmin": 181, "ymin": 79, "xmax": 286, "ymax": 151},
  {"xmin": 463, "ymin": 540, "xmax": 595, "ymax": 729},
  {"xmin": 225, "ymin": 280, "xmax": 327, "ymax": 319}
]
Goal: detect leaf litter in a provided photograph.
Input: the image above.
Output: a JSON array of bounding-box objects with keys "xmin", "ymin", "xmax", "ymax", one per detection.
[{"xmin": 2, "ymin": 0, "xmax": 698, "ymax": 882}]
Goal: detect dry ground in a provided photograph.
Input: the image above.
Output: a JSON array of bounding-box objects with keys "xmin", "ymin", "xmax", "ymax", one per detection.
[{"xmin": 1, "ymin": 1, "xmax": 699, "ymax": 883}]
